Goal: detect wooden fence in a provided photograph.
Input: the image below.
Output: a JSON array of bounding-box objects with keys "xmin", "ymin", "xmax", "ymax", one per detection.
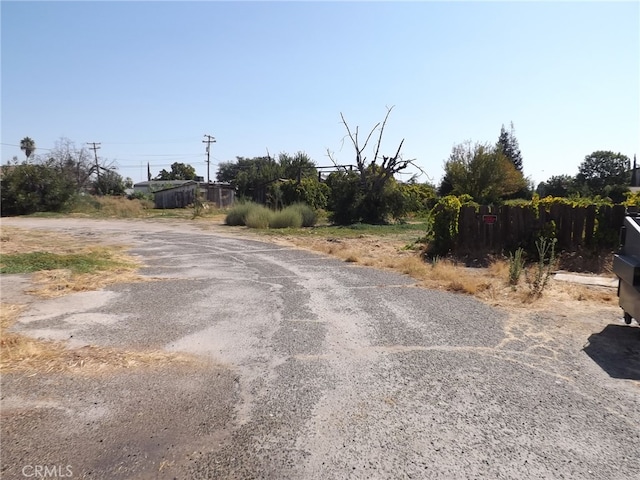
[{"xmin": 456, "ymin": 204, "xmax": 627, "ymax": 253}]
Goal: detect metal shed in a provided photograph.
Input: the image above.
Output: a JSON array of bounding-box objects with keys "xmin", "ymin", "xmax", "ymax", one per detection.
[
  {"xmin": 153, "ymin": 181, "xmax": 198, "ymax": 209},
  {"xmin": 201, "ymin": 183, "xmax": 235, "ymax": 208}
]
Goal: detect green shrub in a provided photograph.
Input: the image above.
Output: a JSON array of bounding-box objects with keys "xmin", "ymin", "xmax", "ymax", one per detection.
[
  {"xmin": 245, "ymin": 205, "xmax": 273, "ymax": 229},
  {"xmin": 326, "ymin": 171, "xmax": 365, "ymax": 225},
  {"xmin": 128, "ymin": 191, "xmax": 154, "ymax": 201},
  {"xmin": 289, "ymin": 203, "xmax": 317, "ymax": 227},
  {"xmin": 269, "ymin": 208, "xmax": 303, "ymax": 229},
  {"xmin": 225, "ymin": 202, "xmax": 256, "ymax": 226},
  {"xmin": 427, "ymin": 195, "xmax": 462, "ymax": 256},
  {"xmin": 226, "ymin": 201, "xmax": 317, "ymax": 229},
  {"xmin": 398, "ymin": 182, "xmax": 438, "ymax": 215},
  {"xmin": 623, "ymin": 191, "xmax": 640, "ymax": 208},
  {"xmin": 280, "ymin": 178, "xmax": 330, "ymax": 210},
  {"xmin": 1, "ymin": 163, "xmax": 76, "ymax": 216}
]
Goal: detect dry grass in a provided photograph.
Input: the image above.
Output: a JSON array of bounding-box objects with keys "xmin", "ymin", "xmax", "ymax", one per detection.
[
  {"xmin": 0, "ymin": 226, "xmax": 189, "ymax": 374},
  {"xmin": 68, "ymin": 195, "xmax": 154, "ymax": 217},
  {"xmin": 260, "ymin": 233, "xmax": 619, "ymax": 315},
  {"xmin": 93, "ymin": 195, "xmax": 154, "ymax": 217},
  {"xmin": 0, "ymin": 226, "xmax": 91, "ymax": 255},
  {"xmin": 1, "ymin": 302, "xmax": 198, "ymax": 375},
  {"xmin": 1, "ymin": 226, "xmax": 148, "ymax": 298}
]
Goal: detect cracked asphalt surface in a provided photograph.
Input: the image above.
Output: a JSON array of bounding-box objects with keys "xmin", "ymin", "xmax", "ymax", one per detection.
[{"xmin": 1, "ymin": 218, "xmax": 639, "ymax": 479}]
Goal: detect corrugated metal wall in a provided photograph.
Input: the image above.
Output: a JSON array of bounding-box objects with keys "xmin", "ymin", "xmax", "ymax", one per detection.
[{"xmin": 154, "ymin": 184, "xmax": 197, "ymax": 209}]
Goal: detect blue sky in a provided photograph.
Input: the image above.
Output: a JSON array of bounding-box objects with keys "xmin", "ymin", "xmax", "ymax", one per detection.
[{"xmin": 2, "ymin": 1, "xmax": 638, "ymax": 187}]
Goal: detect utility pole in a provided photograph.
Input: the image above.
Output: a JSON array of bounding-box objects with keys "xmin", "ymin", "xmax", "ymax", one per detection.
[
  {"xmin": 86, "ymin": 142, "xmax": 102, "ymax": 188},
  {"xmin": 203, "ymin": 134, "xmax": 216, "ymax": 184}
]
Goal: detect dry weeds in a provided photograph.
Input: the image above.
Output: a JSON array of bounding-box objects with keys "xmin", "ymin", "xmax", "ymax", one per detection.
[
  {"xmin": 261, "ymin": 233, "xmax": 619, "ymax": 317},
  {"xmin": 1, "ymin": 226, "xmax": 91, "ymax": 255},
  {"xmin": 1, "ymin": 226, "xmax": 149, "ymax": 298},
  {"xmin": 1, "ymin": 299, "xmax": 198, "ymax": 375}
]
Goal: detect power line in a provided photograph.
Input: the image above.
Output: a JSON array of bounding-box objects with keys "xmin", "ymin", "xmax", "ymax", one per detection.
[
  {"xmin": 100, "ymin": 138, "xmax": 196, "ymax": 145},
  {"xmin": 0, "ymin": 142, "xmax": 53, "ymax": 152},
  {"xmin": 135, "ymin": 153, "xmax": 202, "ymax": 157},
  {"xmin": 115, "ymin": 162, "xmax": 207, "ymax": 169}
]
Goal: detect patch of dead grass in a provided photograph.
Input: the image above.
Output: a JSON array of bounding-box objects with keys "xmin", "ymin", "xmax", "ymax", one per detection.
[
  {"xmin": 0, "ymin": 226, "xmax": 91, "ymax": 255},
  {"xmin": 1, "ymin": 226, "xmax": 148, "ymax": 298},
  {"xmin": 259, "ymin": 233, "xmax": 619, "ymax": 317},
  {"xmin": 1, "ymin": 303, "xmax": 199, "ymax": 375},
  {"xmin": 28, "ymin": 265, "xmax": 149, "ymax": 299},
  {"xmin": 93, "ymin": 196, "xmax": 154, "ymax": 217}
]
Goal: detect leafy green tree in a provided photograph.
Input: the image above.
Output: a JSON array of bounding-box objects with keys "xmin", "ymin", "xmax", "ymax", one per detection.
[
  {"xmin": 93, "ymin": 170, "xmax": 126, "ymax": 196},
  {"xmin": 443, "ymin": 140, "xmax": 527, "ymax": 204},
  {"xmin": 398, "ymin": 182, "xmax": 438, "ymax": 214},
  {"xmin": 20, "ymin": 137, "xmax": 36, "ymax": 162},
  {"xmin": 217, "ymin": 153, "xmax": 320, "ymax": 204},
  {"xmin": 156, "ymin": 162, "xmax": 197, "ymax": 180},
  {"xmin": 576, "ymin": 151, "xmax": 630, "ymax": 198},
  {"xmin": 1, "ymin": 162, "xmax": 76, "ymax": 216},
  {"xmin": 536, "ymin": 174, "xmax": 578, "ymax": 197},
  {"xmin": 217, "ymin": 156, "xmax": 282, "ymax": 201},
  {"xmin": 278, "ymin": 151, "xmax": 318, "ymax": 181},
  {"xmin": 437, "ymin": 173, "xmax": 454, "ymax": 197},
  {"xmin": 496, "ymin": 122, "xmax": 523, "ymax": 172},
  {"xmin": 326, "ymin": 171, "xmax": 366, "ymax": 225},
  {"xmin": 602, "ymin": 184, "xmax": 630, "ymax": 204},
  {"xmin": 280, "ymin": 178, "xmax": 330, "ymax": 210}
]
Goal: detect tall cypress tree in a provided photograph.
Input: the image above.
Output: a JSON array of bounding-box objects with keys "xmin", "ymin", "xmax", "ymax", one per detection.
[{"xmin": 497, "ymin": 122, "xmax": 523, "ymax": 172}]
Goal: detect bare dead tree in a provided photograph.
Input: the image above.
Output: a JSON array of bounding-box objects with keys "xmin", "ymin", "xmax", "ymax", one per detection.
[
  {"xmin": 44, "ymin": 137, "xmax": 116, "ymax": 192},
  {"xmin": 325, "ymin": 106, "xmax": 429, "ymax": 224},
  {"xmin": 337, "ymin": 105, "xmax": 425, "ymax": 188}
]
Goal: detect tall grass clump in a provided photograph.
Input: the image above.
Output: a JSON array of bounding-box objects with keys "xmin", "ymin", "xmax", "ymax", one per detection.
[
  {"xmin": 225, "ymin": 202, "xmax": 255, "ymax": 226},
  {"xmin": 226, "ymin": 202, "xmax": 317, "ymax": 229},
  {"xmin": 270, "ymin": 209, "xmax": 303, "ymax": 229},
  {"xmin": 97, "ymin": 196, "xmax": 152, "ymax": 217},
  {"xmin": 508, "ymin": 247, "xmax": 525, "ymax": 288},
  {"xmin": 289, "ymin": 203, "xmax": 317, "ymax": 227},
  {"xmin": 67, "ymin": 195, "xmax": 153, "ymax": 217},
  {"xmin": 66, "ymin": 194, "xmax": 101, "ymax": 214},
  {"xmin": 244, "ymin": 205, "xmax": 273, "ymax": 229}
]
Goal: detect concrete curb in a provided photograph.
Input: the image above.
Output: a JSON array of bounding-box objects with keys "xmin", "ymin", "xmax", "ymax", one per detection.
[{"xmin": 553, "ymin": 271, "xmax": 618, "ymax": 288}]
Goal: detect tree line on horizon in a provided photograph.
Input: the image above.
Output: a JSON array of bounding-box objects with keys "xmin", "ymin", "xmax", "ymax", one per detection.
[{"xmin": 2, "ymin": 113, "xmax": 634, "ymax": 220}]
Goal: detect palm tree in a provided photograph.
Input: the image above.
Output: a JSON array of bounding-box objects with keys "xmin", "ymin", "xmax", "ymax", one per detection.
[{"xmin": 20, "ymin": 137, "xmax": 36, "ymax": 162}]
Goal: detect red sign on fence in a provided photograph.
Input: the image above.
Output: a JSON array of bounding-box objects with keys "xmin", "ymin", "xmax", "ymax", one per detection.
[{"xmin": 483, "ymin": 214, "xmax": 498, "ymax": 225}]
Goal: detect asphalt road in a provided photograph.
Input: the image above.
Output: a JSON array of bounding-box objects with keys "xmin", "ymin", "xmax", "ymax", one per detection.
[{"xmin": 1, "ymin": 218, "xmax": 639, "ymax": 479}]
